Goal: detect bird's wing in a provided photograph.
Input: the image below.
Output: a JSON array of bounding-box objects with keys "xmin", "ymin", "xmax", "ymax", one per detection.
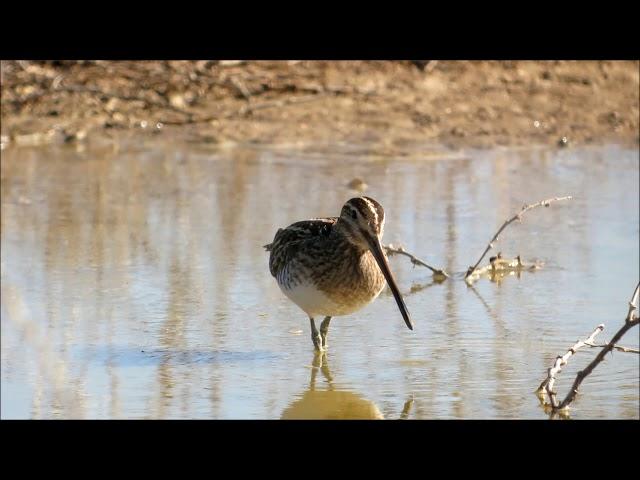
[{"xmin": 266, "ymin": 217, "xmax": 338, "ymax": 278}]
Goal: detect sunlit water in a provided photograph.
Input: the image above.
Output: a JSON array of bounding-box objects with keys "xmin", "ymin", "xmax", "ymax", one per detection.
[{"xmin": 1, "ymin": 141, "xmax": 638, "ymax": 419}]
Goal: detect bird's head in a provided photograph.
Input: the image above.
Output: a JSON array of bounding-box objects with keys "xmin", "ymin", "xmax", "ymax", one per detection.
[
  {"xmin": 339, "ymin": 196, "xmax": 386, "ymax": 249},
  {"xmin": 338, "ymin": 196, "xmax": 413, "ymax": 331}
]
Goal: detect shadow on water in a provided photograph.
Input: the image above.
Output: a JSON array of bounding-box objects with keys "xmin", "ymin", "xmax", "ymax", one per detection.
[
  {"xmin": 70, "ymin": 346, "xmax": 283, "ymax": 368},
  {"xmin": 281, "ymin": 353, "xmax": 413, "ymax": 420}
]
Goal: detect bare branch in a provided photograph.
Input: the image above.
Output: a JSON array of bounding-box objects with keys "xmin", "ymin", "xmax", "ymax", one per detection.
[
  {"xmin": 556, "ymin": 283, "xmax": 640, "ymax": 410},
  {"xmin": 558, "ymin": 319, "xmax": 639, "ymax": 410},
  {"xmin": 384, "ymin": 243, "xmax": 449, "ymax": 280},
  {"xmin": 465, "ymin": 196, "xmax": 572, "ymax": 279},
  {"xmin": 537, "ymin": 324, "xmax": 605, "ymax": 408},
  {"xmin": 626, "ymin": 283, "xmax": 640, "ymax": 323},
  {"xmin": 537, "ymin": 282, "xmax": 640, "ymax": 413}
]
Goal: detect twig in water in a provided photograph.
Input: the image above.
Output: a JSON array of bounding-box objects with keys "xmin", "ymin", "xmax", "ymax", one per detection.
[
  {"xmin": 536, "ymin": 324, "xmax": 605, "ymax": 409},
  {"xmin": 464, "ymin": 196, "xmax": 572, "ymax": 280},
  {"xmin": 384, "ymin": 243, "xmax": 448, "ymax": 281},
  {"xmin": 465, "ymin": 252, "xmax": 544, "ymax": 284},
  {"xmin": 537, "ymin": 282, "xmax": 640, "ymax": 413},
  {"xmin": 555, "ymin": 283, "xmax": 639, "ymax": 411}
]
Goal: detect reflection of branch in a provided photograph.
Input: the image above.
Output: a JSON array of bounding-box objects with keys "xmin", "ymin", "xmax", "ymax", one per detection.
[
  {"xmin": 381, "ymin": 279, "xmax": 444, "ymax": 300},
  {"xmin": 465, "ymin": 196, "xmax": 572, "ymax": 279},
  {"xmin": 399, "ymin": 395, "xmax": 414, "ymax": 420},
  {"xmin": 537, "ymin": 282, "xmax": 640, "ymax": 413},
  {"xmin": 585, "ymin": 342, "xmax": 639, "ymax": 354},
  {"xmin": 407, "ymin": 281, "xmax": 440, "ymax": 296},
  {"xmin": 384, "ymin": 243, "xmax": 448, "ymax": 280},
  {"xmin": 468, "ymin": 284, "xmax": 498, "ymax": 321},
  {"xmin": 1, "ymin": 281, "xmax": 86, "ymax": 417}
]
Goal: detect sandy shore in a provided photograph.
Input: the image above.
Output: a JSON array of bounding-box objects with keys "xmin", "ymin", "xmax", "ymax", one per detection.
[{"xmin": 1, "ymin": 60, "xmax": 638, "ymax": 151}]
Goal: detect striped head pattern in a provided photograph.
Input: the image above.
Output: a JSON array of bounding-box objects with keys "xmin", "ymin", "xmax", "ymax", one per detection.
[{"xmin": 338, "ymin": 196, "xmax": 386, "ymax": 249}]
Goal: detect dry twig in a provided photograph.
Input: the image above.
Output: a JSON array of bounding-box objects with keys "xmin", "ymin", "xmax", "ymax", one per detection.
[
  {"xmin": 537, "ymin": 282, "xmax": 640, "ymax": 413},
  {"xmin": 555, "ymin": 283, "xmax": 640, "ymax": 410},
  {"xmin": 465, "ymin": 196, "xmax": 572, "ymax": 280},
  {"xmin": 383, "ymin": 243, "xmax": 448, "ymax": 280},
  {"xmin": 536, "ymin": 324, "xmax": 605, "ymax": 408}
]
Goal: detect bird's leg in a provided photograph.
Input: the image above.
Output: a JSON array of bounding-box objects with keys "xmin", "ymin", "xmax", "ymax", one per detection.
[
  {"xmin": 310, "ymin": 317, "xmax": 323, "ymax": 351},
  {"xmin": 320, "ymin": 316, "xmax": 332, "ymax": 349}
]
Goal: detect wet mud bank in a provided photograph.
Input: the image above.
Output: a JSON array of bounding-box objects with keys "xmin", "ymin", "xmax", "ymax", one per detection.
[{"xmin": 2, "ymin": 60, "xmax": 638, "ymax": 152}]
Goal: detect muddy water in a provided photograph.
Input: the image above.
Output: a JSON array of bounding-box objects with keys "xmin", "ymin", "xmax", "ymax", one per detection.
[{"xmin": 1, "ymin": 141, "xmax": 638, "ymax": 419}]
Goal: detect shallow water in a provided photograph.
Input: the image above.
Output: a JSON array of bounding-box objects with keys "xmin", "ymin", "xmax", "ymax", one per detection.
[{"xmin": 1, "ymin": 141, "xmax": 638, "ymax": 419}]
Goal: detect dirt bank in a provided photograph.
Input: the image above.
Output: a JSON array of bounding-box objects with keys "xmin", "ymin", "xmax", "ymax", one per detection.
[{"xmin": 1, "ymin": 60, "xmax": 638, "ymax": 151}]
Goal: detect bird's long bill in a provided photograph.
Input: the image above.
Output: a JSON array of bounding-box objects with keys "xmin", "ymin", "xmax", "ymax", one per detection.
[{"xmin": 367, "ymin": 235, "xmax": 414, "ymax": 330}]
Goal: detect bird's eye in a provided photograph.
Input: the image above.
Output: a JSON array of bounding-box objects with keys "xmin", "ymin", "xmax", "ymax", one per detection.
[{"xmin": 351, "ymin": 210, "xmax": 358, "ymax": 220}]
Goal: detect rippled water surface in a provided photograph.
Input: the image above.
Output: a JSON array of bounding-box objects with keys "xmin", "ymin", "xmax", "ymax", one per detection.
[{"xmin": 1, "ymin": 142, "xmax": 638, "ymax": 419}]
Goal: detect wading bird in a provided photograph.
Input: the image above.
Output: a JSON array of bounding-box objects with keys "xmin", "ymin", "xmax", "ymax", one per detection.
[{"xmin": 265, "ymin": 196, "xmax": 413, "ymax": 351}]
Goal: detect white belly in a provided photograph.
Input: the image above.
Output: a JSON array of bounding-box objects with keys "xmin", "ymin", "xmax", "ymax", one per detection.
[{"xmin": 280, "ymin": 281, "xmax": 378, "ymax": 318}]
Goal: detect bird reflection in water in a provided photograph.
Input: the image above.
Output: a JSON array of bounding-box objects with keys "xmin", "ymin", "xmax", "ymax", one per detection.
[{"xmin": 281, "ymin": 353, "xmax": 413, "ymax": 420}]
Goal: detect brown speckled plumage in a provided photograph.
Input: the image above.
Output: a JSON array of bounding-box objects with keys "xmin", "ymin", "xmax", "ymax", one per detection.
[
  {"xmin": 265, "ymin": 196, "xmax": 413, "ymax": 350},
  {"xmin": 267, "ymin": 217, "xmax": 385, "ymax": 308}
]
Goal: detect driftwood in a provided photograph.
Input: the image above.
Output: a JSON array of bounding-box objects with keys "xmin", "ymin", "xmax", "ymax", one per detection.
[
  {"xmin": 537, "ymin": 282, "xmax": 640, "ymax": 413},
  {"xmin": 387, "ymin": 196, "xmax": 570, "ymax": 285},
  {"xmin": 465, "ymin": 196, "xmax": 572, "ymax": 280},
  {"xmin": 464, "ymin": 252, "xmax": 544, "ymax": 284}
]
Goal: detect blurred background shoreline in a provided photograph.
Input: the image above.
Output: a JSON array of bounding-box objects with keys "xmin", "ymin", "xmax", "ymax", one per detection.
[{"xmin": 2, "ymin": 60, "xmax": 639, "ymax": 151}]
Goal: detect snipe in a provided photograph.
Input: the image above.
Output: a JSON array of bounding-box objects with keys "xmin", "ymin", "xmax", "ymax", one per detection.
[{"xmin": 265, "ymin": 196, "xmax": 413, "ymax": 351}]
